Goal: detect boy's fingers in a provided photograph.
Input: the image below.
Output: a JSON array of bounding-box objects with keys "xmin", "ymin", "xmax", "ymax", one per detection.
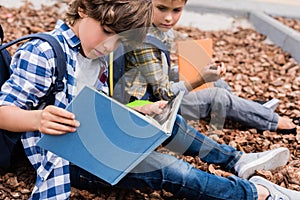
[
  {"xmin": 149, "ymin": 101, "xmax": 167, "ymax": 114},
  {"xmin": 158, "ymin": 101, "xmax": 168, "ymax": 108},
  {"xmin": 45, "ymin": 105, "xmax": 75, "ymax": 120},
  {"xmin": 40, "ymin": 120, "xmax": 78, "ymax": 135},
  {"xmin": 39, "ymin": 105, "xmax": 80, "ymax": 135},
  {"xmin": 44, "ymin": 112, "xmax": 80, "ymax": 128}
]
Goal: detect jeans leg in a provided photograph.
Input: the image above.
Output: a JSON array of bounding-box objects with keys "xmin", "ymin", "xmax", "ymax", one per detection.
[
  {"xmin": 163, "ymin": 115, "xmax": 242, "ymax": 171},
  {"xmin": 70, "ymin": 152, "xmax": 257, "ymax": 200},
  {"xmin": 180, "ymin": 87, "xmax": 278, "ymax": 131}
]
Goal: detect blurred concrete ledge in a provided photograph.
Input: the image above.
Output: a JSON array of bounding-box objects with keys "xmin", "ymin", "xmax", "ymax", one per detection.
[
  {"xmin": 184, "ymin": 0, "xmax": 300, "ymax": 63},
  {"xmin": 185, "ymin": 0, "xmax": 300, "ymax": 19}
]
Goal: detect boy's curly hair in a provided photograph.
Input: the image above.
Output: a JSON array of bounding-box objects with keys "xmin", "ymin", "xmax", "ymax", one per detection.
[{"xmin": 65, "ymin": 0, "xmax": 153, "ymax": 43}]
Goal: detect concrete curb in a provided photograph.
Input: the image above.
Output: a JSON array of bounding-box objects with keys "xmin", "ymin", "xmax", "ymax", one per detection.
[
  {"xmin": 184, "ymin": 4, "xmax": 249, "ymax": 18},
  {"xmin": 249, "ymin": 12, "xmax": 300, "ymax": 63},
  {"xmin": 185, "ymin": 0, "xmax": 300, "ymax": 20},
  {"xmin": 184, "ymin": 3, "xmax": 300, "ymax": 64}
]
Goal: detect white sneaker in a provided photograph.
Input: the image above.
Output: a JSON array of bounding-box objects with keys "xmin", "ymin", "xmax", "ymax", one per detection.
[
  {"xmin": 235, "ymin": 147, "xmax": 290, "ymax": 179},
  {"xmin": 263, "ymin": 98, "xmax": 280, "ymax": 111},
  {"xmin": 250, "ymin": 176, "xmax": 300, "ymax": 200}
]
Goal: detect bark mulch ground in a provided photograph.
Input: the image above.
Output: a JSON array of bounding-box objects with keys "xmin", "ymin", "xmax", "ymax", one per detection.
[{"xmin": 0, "ymin": 2, "xmax": 299, "ymax": 199}]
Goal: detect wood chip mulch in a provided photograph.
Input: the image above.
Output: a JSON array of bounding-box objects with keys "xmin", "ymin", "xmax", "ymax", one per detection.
[
  {"xmin": 274, "ymin": 16, "xmax": 300, "ymax": 33},
  {"xmin": 0, "ymin": 2, "xmax": 299, "ymax": 199}
]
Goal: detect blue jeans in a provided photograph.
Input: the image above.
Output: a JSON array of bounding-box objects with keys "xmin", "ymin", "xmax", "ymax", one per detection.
[
  {"xmin": 70, "ymin": 115, "xmax": 257, "ymax": 200},
  {"xmin": 180, "ymin": 81, "xmax": 278, "ymax": 131}
]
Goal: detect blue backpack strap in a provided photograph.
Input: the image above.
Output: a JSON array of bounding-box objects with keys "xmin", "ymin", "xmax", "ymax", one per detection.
[
  {"xmin": 0, "ymin": 33, "xmax": 67, "ymax": 107},
  {"xmin": 0, "ymin": 31, "xmax": 67, "ymax": 169},
  {"xmin": 0, "ymin": 34, "xmax": 66, "ymax": 93}
]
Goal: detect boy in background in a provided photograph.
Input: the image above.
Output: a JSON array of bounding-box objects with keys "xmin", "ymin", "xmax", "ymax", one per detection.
[{"xmin": 119, "ymin": 0, "xmax": 297, "ymax": 134}]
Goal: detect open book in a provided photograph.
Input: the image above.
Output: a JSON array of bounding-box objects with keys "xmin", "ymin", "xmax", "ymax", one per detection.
[{"xmin": 37, "ymin": 86, "xmax": 184, "ymax": 185}]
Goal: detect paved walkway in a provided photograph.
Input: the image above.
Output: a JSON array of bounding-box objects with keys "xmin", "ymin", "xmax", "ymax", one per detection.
[
  {"xmin": 179, "ymin": 0, "xmax": 300, "ymax": 31},
  {"xmin": 253, "ymin": 0, "xmax": 300, "ymax": 6},
  {"xmin": 186, "ymin": 0, "xmax": 300, "ymax": 19}
]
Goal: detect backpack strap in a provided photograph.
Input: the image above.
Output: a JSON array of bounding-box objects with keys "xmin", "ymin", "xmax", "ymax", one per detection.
[
  {"xmin": 108, "ymin": 44, "xmax": 125, "ymax": 97},
  {"xmin": 0, "ymin": 24, "xmax": 4, "ymax": 44},
  {"xmin": 0, "ymin": 33, "xmax": 67, "ymax": 107},
  {"xmin": 0, "ymin": 29, "xmax": 67, "ymax": 169},
  {"xmin": 144, "ymin": 35, "xmax": 171, "ymax": 68}
]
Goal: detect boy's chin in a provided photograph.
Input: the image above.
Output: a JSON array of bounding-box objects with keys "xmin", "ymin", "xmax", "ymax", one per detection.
[
  {"xmin": 157, "ymin": 27, "xmax": 172, "ymax": 32},
  {"xmin": 86, "ymin": 54, "xmax": 104, "ymax": 60},
  {"xmin": 88, "ymin": 52, "xmax": 106, "ymax": 59}
]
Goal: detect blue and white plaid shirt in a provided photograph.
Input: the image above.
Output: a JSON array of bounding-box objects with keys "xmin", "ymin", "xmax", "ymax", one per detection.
[{"xmin": 0, "ymin": 20, "xmax": 106, "ymax": 199}]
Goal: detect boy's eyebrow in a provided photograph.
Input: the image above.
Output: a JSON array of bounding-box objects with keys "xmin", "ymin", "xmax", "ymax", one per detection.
[
  {"xmin": 155, "ymin": 3, "xmax": 183, "ymax": 9},
  {"xmin": 155, "ymin": 3, "xmax": 166, "ymax": 7}
]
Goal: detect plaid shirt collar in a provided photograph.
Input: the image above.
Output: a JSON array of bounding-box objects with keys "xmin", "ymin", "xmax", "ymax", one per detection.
[
  {"xmin": 148, "ymin": 25, "xmax": 173, "ymax": 50},
  {"xmin": 57, "ymin": 20, "xmax": 81, "ymax": 50}
]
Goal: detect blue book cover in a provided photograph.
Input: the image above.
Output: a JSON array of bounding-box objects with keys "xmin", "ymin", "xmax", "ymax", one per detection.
[{"xmin": 37, "ymin": 86, "xmax": 183, "ymax": 185}]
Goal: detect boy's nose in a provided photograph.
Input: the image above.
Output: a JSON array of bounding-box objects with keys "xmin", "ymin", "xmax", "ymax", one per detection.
[{"xmin": 165, "ymin": 13, "xmax": 173, "ymax": 22}]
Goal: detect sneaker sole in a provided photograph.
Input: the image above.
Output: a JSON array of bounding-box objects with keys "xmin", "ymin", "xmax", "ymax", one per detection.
[{"xmin": 238, "ymin": 147, "xmax": 290, "ymax": 179}]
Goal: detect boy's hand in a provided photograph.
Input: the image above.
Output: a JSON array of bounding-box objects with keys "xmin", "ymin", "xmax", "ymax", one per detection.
[
  {"xmin": 200, "ymin": 62, "xmax": 225, "ymax": 83},
  {"xmin": 185, "ymin": 62, "xmax": 225, "ymax": 91},
  {"xmin": 148, "ymin": 101, "xmax": 168, "ymax": 115},
  {"xmin": 38, "ymin": 105, "xmax": 80, "ymax": 135},
  {"xmin": 134, "ymin": 101, "xmax": 168, "ymax": 115}
]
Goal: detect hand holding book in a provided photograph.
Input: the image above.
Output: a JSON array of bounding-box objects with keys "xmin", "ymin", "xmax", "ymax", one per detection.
[
  {"xmin": 127, "ymin": 100, "xmax": 168, "ymax": 116},
  {"xmin": 37, "ymin": 86, "xmax": 184, "ymax": 185},
  {"xmin": 151, "ymin": 93, "xmax": 178, "ymax": 125}
]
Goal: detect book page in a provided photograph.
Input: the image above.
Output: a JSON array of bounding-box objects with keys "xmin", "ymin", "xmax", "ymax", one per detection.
[{"xmin": 152, "ymin": 93, "xmax": 178, "ymax": 125}]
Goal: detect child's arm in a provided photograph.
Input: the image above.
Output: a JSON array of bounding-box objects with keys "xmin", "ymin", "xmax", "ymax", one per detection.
[
  {"xmin": 0, "ymin": 105, "xmax": 79, "ymax": 135},
  {"xmin": 183, "ymin": 63, "xmax": 225, "ymax": 91},
  {"xmin": 128, "ymin": 45, "xmax": 225, "ymax": 99}
]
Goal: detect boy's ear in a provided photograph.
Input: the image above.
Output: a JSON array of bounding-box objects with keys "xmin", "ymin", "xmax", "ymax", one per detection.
[{"xmin": 78, "ymin": 7, "xmax": 88, "ymax": 18}]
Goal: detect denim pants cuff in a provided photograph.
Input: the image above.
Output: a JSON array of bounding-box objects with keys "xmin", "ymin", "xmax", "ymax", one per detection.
[
  {"xmin": 225, "ymin": 151, "xmax": 243, "ymax": 171},
  {"xmin": 248, "ymin": 179, "xmax": 258, "ymax": 200},
  {"xmin": 269, "ymin": 113, "xmax": 279, "ymax": 131}
]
